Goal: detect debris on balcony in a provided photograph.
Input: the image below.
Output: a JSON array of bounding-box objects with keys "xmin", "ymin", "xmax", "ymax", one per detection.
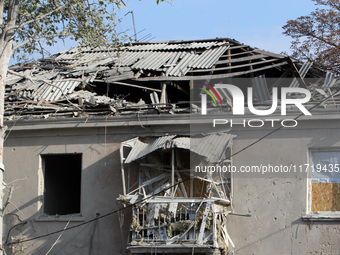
[{"xmin": 118, "ymin": 132, "xmax": 236, "ymax": 254}]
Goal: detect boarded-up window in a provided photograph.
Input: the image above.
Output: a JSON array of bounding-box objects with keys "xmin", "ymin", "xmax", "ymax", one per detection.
[{"xmin": 311, "ymin": 151, "xmax": 340, "ymax": 212}]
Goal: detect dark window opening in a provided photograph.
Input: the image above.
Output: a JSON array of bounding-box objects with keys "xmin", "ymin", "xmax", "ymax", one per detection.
[{"xmin": 42, "ymin": 154, "xmax": 82, "ymax": 215}]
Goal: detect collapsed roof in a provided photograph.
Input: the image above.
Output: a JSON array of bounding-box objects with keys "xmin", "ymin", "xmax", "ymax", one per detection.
[{"xmin": 5, "ymin": 37, "xmax": 339, "ymax": 120}]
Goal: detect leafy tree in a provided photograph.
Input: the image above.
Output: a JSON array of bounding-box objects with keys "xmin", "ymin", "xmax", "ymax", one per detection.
[{"xmin": 282, "ymin": 0, "xmax": 340, "ymax": 74}]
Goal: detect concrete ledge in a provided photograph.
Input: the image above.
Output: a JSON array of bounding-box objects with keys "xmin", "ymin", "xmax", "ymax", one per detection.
[
  {"xmin": 34, "ymin": 214, "xmax": 85, "ymax": 222},
  {"xmin": 302, "ymin": 214, "xmax": 340, "ymax": 221},
  {"xmin": 127, "ymin": 244, "xmax": 218, "ymax": 254}
]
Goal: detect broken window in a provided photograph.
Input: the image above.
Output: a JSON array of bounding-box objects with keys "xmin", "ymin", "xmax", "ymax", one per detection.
[
  {"xmin": 310, "ymin": 151, "xmax": 340, "ymax": 212},
  {"xmin": 118, "ymin": 133, "xmax": 235, "ymax": 254},
  {"xmin": 42, "ymin": 154, "xmax": 82, "ymax": 215}
]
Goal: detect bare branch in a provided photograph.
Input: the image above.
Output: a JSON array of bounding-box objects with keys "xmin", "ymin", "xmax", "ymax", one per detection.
[
  {"xmin": 306, "ymin": 31, "xmax": 340, "ymax": 49},
  {"xmin": 2, "ymin": 186, "xmax": 13, "ymax": 216}
]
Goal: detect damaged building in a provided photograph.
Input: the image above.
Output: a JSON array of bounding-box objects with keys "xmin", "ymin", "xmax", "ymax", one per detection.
[{"xmin": 2, "ymin": 37, "xmax": 340, "ymax": 255}]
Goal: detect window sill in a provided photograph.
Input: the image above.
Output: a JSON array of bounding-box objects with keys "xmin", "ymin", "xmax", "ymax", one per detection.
[
  {"xmin": 302, "ymin": 213, "xmax": 340, "ymax": 221},
  {"xmin": 35, "ymin": 214, "xmax": 85, "ymax": 222}
]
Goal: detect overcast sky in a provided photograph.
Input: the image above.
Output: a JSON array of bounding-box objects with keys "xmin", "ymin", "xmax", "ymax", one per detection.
[{"xmin": 35, "ymin": 0, "xmax": 319, "ymax": 59}]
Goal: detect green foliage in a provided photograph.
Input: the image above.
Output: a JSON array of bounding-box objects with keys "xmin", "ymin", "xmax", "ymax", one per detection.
[
  {"xmin": 283, "ymin": 0, "xmax": 340, "ymax": 74},
  {"xmin": 0, "ymin": 0, "xmax": 166, "ymax": 61},
  {"xmin": 10, "ymin": 0, "xmax": 123, "ymax": 57}
]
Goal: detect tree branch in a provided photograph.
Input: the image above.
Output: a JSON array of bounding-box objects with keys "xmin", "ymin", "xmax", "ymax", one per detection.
[
  {"xmin": 306, "ymin": 31, "xmax": 340, "ymax": 49},
  {"xmin": 13, "ymin": 32, "xmax": 72, "ymax": 50},
  {"xmin": 15, "ymin": 3, "xmax": 68, "ymax": 30},
  {"xmin": 2, "ymin": 186, "xmax": 13, "ymax": 216},
  {"xmin": 0, "ymin": 0, "xmax": 4, "ymax": 26},
  {"xmin": 7, "ymin": 0, "xmax": 20, "ymax": 26}
]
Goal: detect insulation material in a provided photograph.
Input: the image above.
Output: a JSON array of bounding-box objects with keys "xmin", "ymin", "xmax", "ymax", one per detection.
[
  {"xmin": 312, "ymin": 182, "xmax": 340, "ymax": 212},
  {"xmin": 194, "ymin": 178, "xmax": 207, "ymax": 197},
  {"xmin": 177, "ymin": 173, "xmax": 207, "ymax": 198}
]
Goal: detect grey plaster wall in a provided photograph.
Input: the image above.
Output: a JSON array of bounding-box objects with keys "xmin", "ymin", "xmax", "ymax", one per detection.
[
  {"xmin": 229, "ymin": 119, "xmax": 340, "ymax": 255},
  {"xmin": 2, "ymin": 117, "xmax": 340, "ymax": 254}
]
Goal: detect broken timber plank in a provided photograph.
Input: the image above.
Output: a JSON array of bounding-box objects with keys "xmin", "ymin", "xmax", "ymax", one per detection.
[
  {"xmin": 175, "ymin": 171, "xmax": 188, "ymax": 197},
  {"xmin": 137, "ymin": 62, "xmax": 288, "ymax": 81},
  {"xmin": 189, "ymin": 58, "xmax": 279, "ymax": 73},
  {"xmin": 216, "ymin": 54, "xmax": 268, "ymax": 65},
  {"xmin": 128, "ymin": 172, "xmax": 169, "ymax": 195},
  {"xmin": 285, "ymin": 57, "xmax": 309, "ymax": 89}
]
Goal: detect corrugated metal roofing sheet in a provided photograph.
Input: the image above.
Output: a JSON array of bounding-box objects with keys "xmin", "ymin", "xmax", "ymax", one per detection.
[
  {"xmin": 321, "ymin": 72, "xmax": 336, "ymax": 91},
  {"xmin": 124, "ymin": 43, "xmax": 168, "ymax": 51},
  {"xmin": 115, "ymin": 51, "xmax": 151, "ymax": 67},
  {"xmin": 166, "ymin": 51, "xmax": 184, "ymax": 67},
  {"xmin": 171, "ymin": 133, "xmax": 236, "ymax": 162},
  {"xmin": 252, "ymin": 75, "xmax": 270, "ymax": 103},
  {"xmin": 55, "ymin": 41, "xmax": 229, "ymax": 64},
  {"xmin": 124, "ymin": 135, "xmax": 176, "ymax": 164},
  {"xmin": 33, "ymin": 79, "xmax": 80, "ymax": 102},
  {"xmin": 167, "ymin": 53, "xmax": 197, "ymax": 76},
  {"xmin": 131, "ymin": 52, "xmax": 173, "ymax": 70},
  {"xmin": 124, "ymin": 133, "xmax": 235, "ymax": 164},
  {"xmin": 11, "ymin": 72, "xmax": 59, "ymax": 97},
  {"xmin": 190, "ymin": 46, "xmax": 229, "ymax": 69},
  {"xmin": 163, "ymin": 41, "xmax": 228, "ymax": 50},
  {"xmin": 6, "ymin": 74, "xmax": 23, "ymax": 86},
  {"xmin": 104, "ymin": 71, "xmax": 135, "ymax": 82}
]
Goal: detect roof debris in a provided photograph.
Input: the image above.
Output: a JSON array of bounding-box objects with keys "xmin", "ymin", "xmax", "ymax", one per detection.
[{"xmin": 5, "ymin": 38, "xmax": 340, "ymax": 121}]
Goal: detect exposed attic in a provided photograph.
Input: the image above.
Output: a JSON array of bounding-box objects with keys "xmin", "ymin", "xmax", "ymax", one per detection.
[{"xmin": 4, "ymin": 37, "xmax": 339, "ymax": 120}]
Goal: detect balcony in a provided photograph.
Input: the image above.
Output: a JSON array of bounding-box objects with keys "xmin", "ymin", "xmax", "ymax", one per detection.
[{"xmin": 118, "ymin": 133, "xmax": 235, "ymax": 254}]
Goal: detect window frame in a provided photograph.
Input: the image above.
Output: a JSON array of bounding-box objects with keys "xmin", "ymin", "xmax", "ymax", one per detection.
[
  {"xmin": 304, "ymin": 148, "xmax": 340, "ymax": 221},
  {"xmin": 37, "ymin": 153, "xmax": 83, "ymax": 220}
]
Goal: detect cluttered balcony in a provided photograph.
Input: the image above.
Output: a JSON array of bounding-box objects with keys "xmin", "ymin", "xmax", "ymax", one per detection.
[{"xmin": 118, "ymin": 133, "xmax": 235, "ymax": 254}]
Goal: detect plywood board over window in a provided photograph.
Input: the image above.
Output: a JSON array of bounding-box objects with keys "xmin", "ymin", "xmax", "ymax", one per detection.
[{"xmin": 311, "ymin": 151, "xmax": 340, "ymax": 212}]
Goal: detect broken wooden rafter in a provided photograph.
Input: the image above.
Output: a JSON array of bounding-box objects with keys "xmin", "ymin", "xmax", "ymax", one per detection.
[
  {"xmin": 219, "ymin": 49, "xmax": 256, "ymax": 59},
  {"xmin": 285, "ymin": 57, "xmax": 308, "ymax": 89},
  {"xmin": 227, "ymin": 45, "xmax": 250, "ymax": 50},
  {"xmin": 169, "ymin": 82, "xmax": 189, "ymax": 95},
  {"xmin": 127, "ymin": 172, "xmax": 169, "ymax": 195},
  {"xmin": 216, "ymin": 54, "xmax": 268, "ymax": 65},
  {"xmin": 137, "ymin": 62, "xmax": 288, "ymax": 81},
  {"xmin": 189, "ymin": 58, "xmax": 280, "ymax": 73},
  {"xmin": 94, "ymin": 80, "xmax": 162, "ymax": 92}
]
